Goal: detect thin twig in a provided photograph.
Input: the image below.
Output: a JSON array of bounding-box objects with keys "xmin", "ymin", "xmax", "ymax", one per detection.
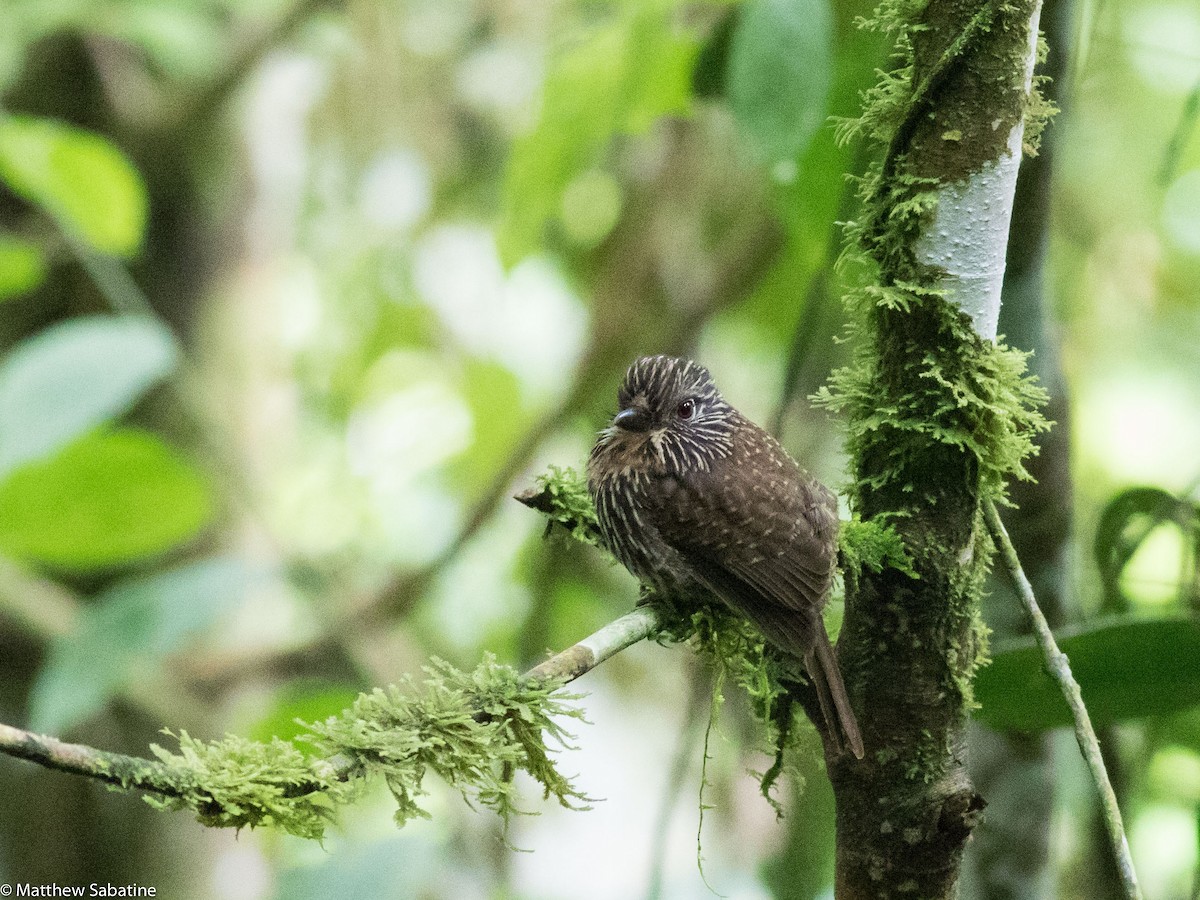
[
  {"xmin": 523, "ymin": 605, "xmax": 662, "ymax": 682},
  {"xmin": 983, "ymin": 499, "xmax": 1143, "ymax": 900},
  {"xmin": 0, "ymin": 604, "xmax": 665, "ymax": 800},
  {"xmin": 0, "ymin": 723, "xmax": 182, "ymax": 797}
]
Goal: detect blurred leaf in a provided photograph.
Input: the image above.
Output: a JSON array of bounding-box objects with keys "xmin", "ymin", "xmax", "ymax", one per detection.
[
  {"xmin": 975, "ymin": 616, "xmax": 1200, "ymax": 732},
  {"xmin": 0, "ymin": 115, "xmax": 148, "ymax": 256},
  {"xmin": 728, "ymin": 0, "xmax": 833, "ymax": 164},
  {"xmin": 29, "ymin": 557, "xmax": 252, "ymax": 733},
  {"xmin": 0, "ymin": 429, "xmax": 213, "ymax": 569},
  {"xmin": 0, "ymin": 315, "xmax": 179, "ymax": 477},
  {"xmin": 248, "ymin": 681, "xmax": 361, "ymax": 748},
  {"xmin": 448, "ymin": 359, "xmax": 527, "ymax": 488},
  {"xmin": 0, "ymin": 235, "xmax": 48, "ymax": 301},
  {"xmin": 739, "ymin": 3, "xmax": 884, "ymax": 337},
  {"xmin": 692, "ymin": 7, "xmax": 737, "ymax": 99},
  {"xmin": 1094, "ymin": 485, "xmax": 1198, "ymax": 611},
  {"xmin": 497, "ymin": 4, "xmax": 700, "ymax": 266}
]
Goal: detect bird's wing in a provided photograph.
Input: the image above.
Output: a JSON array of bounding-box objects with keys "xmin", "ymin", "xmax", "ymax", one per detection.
[
  {"xmin": 649, "ymin": 425, "xmax": 838, "ymax": 621},
  {"xmin": 649, "ymin": 424, "xmax": 864, "ymax": 758}
]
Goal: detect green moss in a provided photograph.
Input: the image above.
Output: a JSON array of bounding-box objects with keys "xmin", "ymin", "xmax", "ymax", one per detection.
[
  {"xmin": 140, "ymin": 656, "xmax": 589, "ymax": 839},
  {"xmin": 144, "ymin": 731, "xmax": 354, "ymax": 840},
  {"xmin": 527, "ymin": 465, "xmax": 604, "ymax": 548},
  {"xmin": 814, "ymin": 284, "xmax": 1049, "ymax": 510},
  {"xmin": 1022, "ymin": 36, "xmax": 1058, "ymax": 156},
  {"xmin": 825, "ymin": 88, "xmax": 1050, "ymax": 514},
  {"xmin": 840, "ymin": 515, "xmax": 918, "ymax": 577},
  {"xmin": 304, "ymin": 655, "xmax": 590, "ymax": 828}
]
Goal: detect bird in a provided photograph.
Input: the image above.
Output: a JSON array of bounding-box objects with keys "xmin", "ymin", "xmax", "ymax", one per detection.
[{"xmin": 587, "ymin": 355, "xmax": 864, "ymax": 759}]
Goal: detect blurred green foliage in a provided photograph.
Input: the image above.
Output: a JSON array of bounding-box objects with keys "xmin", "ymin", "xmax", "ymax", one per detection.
[
  {"xmin": 0, "ymin": 115, "xmax": 147, "ymax": 257},
  {"xmin": 0, "ymin": 235, "xmax": 45, "ymax": 301},
  {"xmin": 978, "ymin": 617, "xmax": 1200, "ymax": 731},
  {"xmin": 728, "ymin": 0, "xmax": 832, "ymax": 164},
  {"xmin": 0, "ymin": 428, "xmax": 213, "ymax": 567},
  {"xmin": 0, "ymin": 315, "xmax": 178, "ymax": 475},
  {"xmin": 497, "ymin": 2, "xmax": 701, "ymax": 264},
  {"xmin": 31, "ymin": 558, "xmax": 252, "ymax": 732}
]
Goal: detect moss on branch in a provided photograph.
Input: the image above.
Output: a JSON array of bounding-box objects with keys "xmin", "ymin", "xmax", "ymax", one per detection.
[
  {"xmin": 303, "ymin": 656, "xmax": 590, "ymax": 828},
  {"xmin": 2, "ymin": 656, "xmax": 590, "ymax": 841},
  {"xmin": 144, "ymin": 732, "xmax": 354, "ymax": 839},
  {"xmin": 183, "ymin": 656, "xmax": 586, "ymax": 836}
]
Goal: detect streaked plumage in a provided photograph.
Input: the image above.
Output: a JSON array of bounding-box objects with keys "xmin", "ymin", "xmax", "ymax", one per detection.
[{"xmin": 587, "ymin": 355, "xmax": 864, "ymax": 759}]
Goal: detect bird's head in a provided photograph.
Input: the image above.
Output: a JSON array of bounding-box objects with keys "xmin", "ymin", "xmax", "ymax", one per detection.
[{"xmin": 597, "ymin": 355, "xmax": 737, "ymax": 471}]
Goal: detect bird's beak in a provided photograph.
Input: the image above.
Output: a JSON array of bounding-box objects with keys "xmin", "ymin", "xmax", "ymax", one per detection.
[{"xmin": 613, "ymin": 407, "xmax": 651, "ymax": 432}]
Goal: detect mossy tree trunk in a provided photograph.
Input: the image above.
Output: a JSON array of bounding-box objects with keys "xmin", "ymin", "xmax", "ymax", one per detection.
[
  {"xmin": 823, "ymin": 1, "xmax": 1049, "ymax": 897},
  {"xmin": 963, "ymin": 1, "xmax": 1073, "ymax": 896}
]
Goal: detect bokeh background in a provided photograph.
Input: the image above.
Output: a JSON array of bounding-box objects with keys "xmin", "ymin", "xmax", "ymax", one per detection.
[{"xmin": 1, "ymin": 0, "xmax": 1199, "ymax": 898}]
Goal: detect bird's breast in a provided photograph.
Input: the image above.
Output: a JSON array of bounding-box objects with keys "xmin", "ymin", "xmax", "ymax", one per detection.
[{"xmin": 588, "ymin": 461, "xmax": 694, "ymax": 594}]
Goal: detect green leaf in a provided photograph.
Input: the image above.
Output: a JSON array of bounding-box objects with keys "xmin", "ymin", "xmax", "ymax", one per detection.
[
  {"xmin": 497, "ymin": 4, "xmax": 699, "ymax": 265},
  {"xmin": 29, "ymin": 557, "xmax": 252, "ymax": 733},
  {"xmin": 0, "ymin": 235, "xmax": 48, "ymax": 301},
  {"xmin": 0, "ymin": 115, "xmax": 148, "ymax": 256},
  {"xmin": 0, "ymin": 315, "xmax": 179, "ymax": 477},
  {"xmin": 728, "ymin": 0, "xmax": 833, "ymax": 164},
  {"xmin": 0, "ymin": 429, "xmax": 213, "ymax": 569},
  {"xmin": 975, "ymin": 616, "xmax": 1200, "ymax": 731},
  {"xmin": 1093, "ymin": 485, "xmax": 1198, "ymax": 611}
]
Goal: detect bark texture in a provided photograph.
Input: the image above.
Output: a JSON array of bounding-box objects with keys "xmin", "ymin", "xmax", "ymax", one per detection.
[
  {"xmin": 828, "ymin": 1, "xmax": 1046, "ymax": 896},
  {"xmin": 963, "ymin": 1, "xmax": 1073, "ymax": 894}
]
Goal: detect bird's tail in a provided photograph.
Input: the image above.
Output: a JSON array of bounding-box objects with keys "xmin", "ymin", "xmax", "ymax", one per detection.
[{"xmin": 806, "ymin": 627, "xmax": 865, "ymax": 760}]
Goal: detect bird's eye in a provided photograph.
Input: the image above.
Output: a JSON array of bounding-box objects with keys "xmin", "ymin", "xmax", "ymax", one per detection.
[{"xmin": 677, "ymin": 399, "xmax": 695, "ymax": 420}]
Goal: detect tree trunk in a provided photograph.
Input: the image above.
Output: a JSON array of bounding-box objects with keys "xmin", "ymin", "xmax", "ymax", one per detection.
[
  {"xmin": 963, "ymin": 0, "xmax": 1074, "ymax": 895},
  {"xmin": 826, "ymin": 1, "xmax": 1048, "ymax": 896}
]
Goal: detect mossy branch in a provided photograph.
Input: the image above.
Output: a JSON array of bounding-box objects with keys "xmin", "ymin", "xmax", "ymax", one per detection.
[
  {"xmin": 0, "ymin": 564, "xmax": 662, "ymax": 841},
  {"xmin": 0, "ymin": 654, "xmax": 595, "ymax": 839}
]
